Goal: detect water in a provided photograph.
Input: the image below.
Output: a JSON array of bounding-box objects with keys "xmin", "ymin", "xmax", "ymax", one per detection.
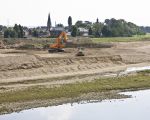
[
  {"xmin": 119, "ymin": 66, "xmax": 150, "ymax": 76},
  {"xmin": 125, "ymin": 66, "xmax": 150, "ymax": 73},
  {"xmin": 1, "ymin": 89, "xmax": 150, "ymax": 120}
]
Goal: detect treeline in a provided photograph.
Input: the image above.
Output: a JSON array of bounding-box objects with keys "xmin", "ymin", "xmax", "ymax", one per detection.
[
  {"xmin": 4, "ymin": 24, "xmax": 24, "ymax": 38},
  {"xmin": 71, "ymin": 18, "xmax": 145, "ymax": 37},
  {"xmin": 1, "ymin": 17, "xmax": 146, "ymax": 38}
]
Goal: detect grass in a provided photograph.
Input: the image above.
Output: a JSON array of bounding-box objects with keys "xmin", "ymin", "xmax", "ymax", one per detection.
[
  {"xmin": 92, "ymin": 34, "xmax": 150, "ymax": 43},
  {"xmin": 0, "ymin": 72, "xmax": 150, "ymax": 104}
]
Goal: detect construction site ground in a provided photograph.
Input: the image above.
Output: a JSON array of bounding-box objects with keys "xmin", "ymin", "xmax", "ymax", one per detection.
[
  {"xmin": 0, "ymin": 40, "xmax": 150, "ymax": 91},
  {"xmin": 0, "ymin": 39, "xmax": 150, "ymax": 114}
]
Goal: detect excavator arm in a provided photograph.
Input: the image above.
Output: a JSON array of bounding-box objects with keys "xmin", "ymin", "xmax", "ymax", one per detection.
[{"xmin": 48, "ymin": 31, "xmax": 68, "ymax": 52}]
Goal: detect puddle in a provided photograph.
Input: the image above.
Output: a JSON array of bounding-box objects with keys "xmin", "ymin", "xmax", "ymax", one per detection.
[
  {"xmin": 119, "ymin": 66, "xmax": 150, "ymax": 76},
  {"xmin": 125, "ymin": 66, "xmax": 150, "ymax": 73},
  {"xmin": 0, "ymin": 89, "xmax": 150, "ymax": 120}
]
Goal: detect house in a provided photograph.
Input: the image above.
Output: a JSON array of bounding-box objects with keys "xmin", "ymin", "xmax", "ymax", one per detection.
[
  {"xmin": 78, "ymin": 27, "xmax": 89, "ymax": 37},
  {"xmin": 24, "ymin": 26, "xmax": 49, "ymax": 38},
  {"xmin": 50, "ymin": 27, "xmax": 65, "ymax": 37}
]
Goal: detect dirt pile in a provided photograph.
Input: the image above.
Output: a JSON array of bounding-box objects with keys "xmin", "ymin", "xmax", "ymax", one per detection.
[
  {"xmin": 0, "ymin": 54, "xmax": 124, "ymax": 81},
  {"xmin": 0, "ymin": 41, "xmax": 150, "ymax": 84},
  {"xmin": 0, "ymin": 41, "xmax": 5, "ymax": 49},
  {"xmin": 0, "ymin": 55, "xmax": 42, "ymax": 71}
]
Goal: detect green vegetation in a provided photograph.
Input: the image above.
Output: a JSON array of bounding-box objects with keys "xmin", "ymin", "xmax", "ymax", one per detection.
[
  {"xmin": 68, "ymin": 16, "xmax": 72, "ymax": 32},
  {"xmin": 101, "ymin": 19, "xmax": 145, "ymax": 37},
  {"xmin": 0, "ymin": 72, "xmax": 150, "ymax": 103},
  {"xmin": 92, "ymin": 34, "xmax": 150, "ymax": 43},
  {"xmin": 73, "ymin": 18, "xmax": 145, "ymax": 37},
  {"xmin": 1, "ymin": 17, "xmax": 147, "ymax": 38},
  {"xmin": 71, "ymin": 25, "xmax": 77, "ymax": 37},
  {"xmin": 4, "ymin": 24, "xmax": 24, "ymax": 38}
]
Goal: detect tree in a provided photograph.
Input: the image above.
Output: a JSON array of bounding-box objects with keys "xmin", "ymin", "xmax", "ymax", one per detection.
[
  {"xmin": 47, "ymin": 13, "xmax": 52, "ymax": 34},
  {"xmin": 101, "ymin": 26, "xmax": 112, "ymax": 37},
  {"xmin": 18, "ymin": 24, "xmax": 24, "ymax": 38},
  {"xmin": 88, "ymin": 27, "xmax": 93, "ymax": 35},
  {"xmin": 101, "ymin": 18, "xmax": 145, "ymax": 37},
  {"xmin": 4, "ymin": 29, "xmax": 10, "ymax": 38},
  {"xmin": 0, "ymin": 25, "xmax": 3, "ymax": 31},
  {"xmin": 92, "ymin": 22, "xmax": 103, "ymax": 37},
  {"xmin": 71, "ymin": 26, "xmax": 77, "ymax": 37},
  {"xmin": 4, "ymin": 28, "xmax": 16, "ymax": 38},
  {"xmin": 96, "ymin": 18, "xmax": 99, "ymax": 23},
  {"xmin": 13, "ymin": 24, "xmax": 24, "ymax": 38},
  {"xmin": 4, "ymin": 24, "xmax": 24, "ymax": 38},
  {"xmin": 13, "ymin": 24, "xmax": 19, "ymax": 37},
  {"xmin": 68, "ymin": 16, "xmax": 72, "ymax": 31},
  {"xmin": 75, "ymin": 21, "xmax": 86, "ymax": 28},
  {"xmin": 56, "ymin": 24, "xmax": 64, "ymax": 27},
  {"xmin": 32, "ymin": 29, "xmax": 39, "ymax": 37}
]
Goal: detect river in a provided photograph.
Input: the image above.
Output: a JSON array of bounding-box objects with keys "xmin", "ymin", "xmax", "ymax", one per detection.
[{"xmin": 0, "ymin": 89, "xmax": 150, "ymax": 120}]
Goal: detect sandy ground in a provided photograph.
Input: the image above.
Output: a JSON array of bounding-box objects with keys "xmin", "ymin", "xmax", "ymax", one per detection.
[
  {"xmin": 0, "ymin": 40, "xmax": 150, "ymax": 114},
  {"xmin": 0, "ymin": 41, "xmax": 150, "ymax": 91}
]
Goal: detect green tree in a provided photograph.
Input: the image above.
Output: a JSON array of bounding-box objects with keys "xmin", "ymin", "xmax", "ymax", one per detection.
[
  {"xmin": 101, "ymin": 26, "xmax": 112, "ymax": 37},
  {"xmin": 13, "ymin": 24, "xmax": 24, "ymax": 38},
  {"xmin": 4, "ymin": 29, "xmax": 10, "ymax": 38},
  {"xmin": 56, "ymin": 24, "xmax": 64, "ymax": 27},
  {"xmin": 75, "ymin": 21, "xmax": 86, "ymax": 28},
  {"xmin": 71, "ymin": 26, "xmax": 77, "ymax": 37},
  {"xmin": 18, "ymin": 24, "xmax": 24, "ymax": 38},
  {"xmin": 13, "ymin": 24, "xmax": 19, "ymax": 37},
  {"xmin": 4, "ymin": 28, "xmax": 16, "ymax": 38},
  {"xmin": 32, "ymin": 29, "xmax": 39, "ymax": 37},
  {"xmin": 68, "ymin": 16, "xmax": 72, "ymax": 31},
  {"xmin": 4, "ymin": 24, "xmax": 24, "ymax": 38},
  {"xmin": 92, "ymin": 22, "xmax": 103, "ymax": 37},
  {"xmin": 96, "ymin": 18, "xmax": 99, "ymax": 23},
  {"xmin": 101, "ymin": 18, "xmax": 145, "ymax": 37},
  {"xmin": 88, "ymin": 27, "xmax": 93, "ymax": 35}
]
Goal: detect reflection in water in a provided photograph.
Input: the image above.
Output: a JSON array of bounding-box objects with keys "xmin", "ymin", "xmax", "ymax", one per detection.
[
  {"xmin": 126, "ymin": 66, "xmax": 150, "ymax": 73},
  {"xmin": 0, "ymin": 90, "xmax": 150, "ymax": 120},
  {"xmin": 120, "ymin": 66, "xmax": 150, "ymax": 75}
]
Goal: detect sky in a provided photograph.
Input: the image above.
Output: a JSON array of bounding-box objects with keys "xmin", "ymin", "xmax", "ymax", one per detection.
[{"xmin": 0, "ymin": 0, "xmax": 150, "ymax": 27}]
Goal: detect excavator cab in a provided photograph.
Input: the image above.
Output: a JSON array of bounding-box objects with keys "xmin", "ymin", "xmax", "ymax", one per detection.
[{"xmin": 48, "ymin": 31, "xmax": 68, "ymax": 53}]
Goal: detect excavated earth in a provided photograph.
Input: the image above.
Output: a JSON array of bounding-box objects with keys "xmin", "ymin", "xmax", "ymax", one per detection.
[
  {"xmin": 0, "ymin": 40, "xmax": 150, "ymax": 114},
  {"xmin": 0, "ymin": 41, "xmax": 150, "ymax": 91}
]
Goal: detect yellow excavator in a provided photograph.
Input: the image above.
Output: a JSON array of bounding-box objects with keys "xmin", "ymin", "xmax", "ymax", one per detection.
[{"xmin": 48, "ymin": 31, "xmax": 68, "ymax": 53}]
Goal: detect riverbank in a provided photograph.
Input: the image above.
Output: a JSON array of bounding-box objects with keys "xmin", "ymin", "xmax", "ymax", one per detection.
[
  {"xmin": 0, "ymin": 40, "xmax": 150, "ymax": 114},
  {"xmin": 0, "ymin": 70, "xmax": 150, "ymax": 115}
]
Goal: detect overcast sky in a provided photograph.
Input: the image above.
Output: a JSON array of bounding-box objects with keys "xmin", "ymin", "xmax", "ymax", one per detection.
[{"xmin": 0, "ymin": 0, "xmax": 150, "ymax": 27}]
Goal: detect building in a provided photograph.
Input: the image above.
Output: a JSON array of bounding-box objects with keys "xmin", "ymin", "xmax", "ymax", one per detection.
[
  {"xmin": 78, "ymin": 27, "xmax": 89, "ymax": 37},
  {"xmin": 50, "ymin": 27, "xmax": 65, "ymax": 37}
]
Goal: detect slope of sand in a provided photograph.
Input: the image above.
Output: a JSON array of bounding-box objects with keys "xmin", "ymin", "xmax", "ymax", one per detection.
[{"xmin": 0, "ymin": 41, "xmax": 150, "ymax": 90}]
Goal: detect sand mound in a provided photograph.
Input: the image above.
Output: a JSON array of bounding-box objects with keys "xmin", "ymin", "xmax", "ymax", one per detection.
[
  {"xmin": 0, "ymin": 41, "xmax": 150, "ymax": 83},
  {"xmin": 0, "ymin": 55, "xmax": 42, "ymax": 71},
  {"xmin": 0, "ymin": 54, "xmax": 124, "ymax": 81}
]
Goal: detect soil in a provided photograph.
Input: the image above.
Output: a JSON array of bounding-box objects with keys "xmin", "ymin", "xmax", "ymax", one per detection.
[
  {"xmin": 0, "ymin": 40, "xmax": 150, "ymax": 114},
  {"xmin": 0, "ymin": 41, "xmax": 150, "ymax": 90}
]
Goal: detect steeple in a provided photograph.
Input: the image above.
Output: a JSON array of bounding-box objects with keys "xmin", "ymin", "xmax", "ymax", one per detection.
[{"xmin": 47, "ymin": 13, "xmax": 52, "ymax": 33}]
